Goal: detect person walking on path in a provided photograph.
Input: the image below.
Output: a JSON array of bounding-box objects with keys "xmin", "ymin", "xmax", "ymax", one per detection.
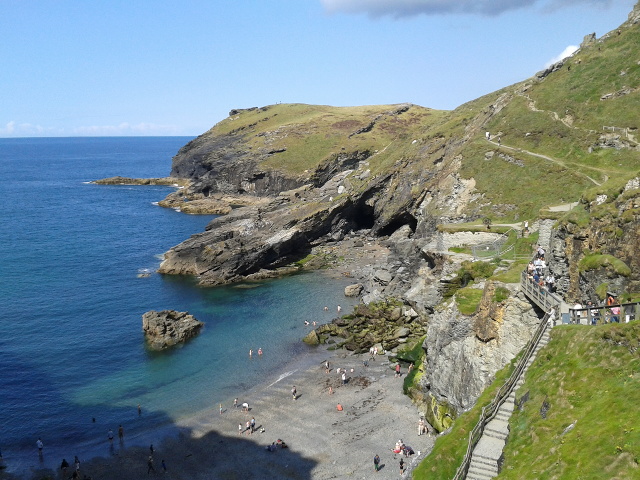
[
  {"xmin": 373, "ymin": 454, "xmax": 381, "ymax": 472},
  {"xmin": 147, "ymin": 455, "xmax": 156, "ymax": 474}
]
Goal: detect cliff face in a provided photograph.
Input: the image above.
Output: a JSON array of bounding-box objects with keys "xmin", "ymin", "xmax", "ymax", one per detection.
[
  {"xmin": 549, "ymin": 178, "xmax": 640, "ymax": 303},
  {"xmin": 418, "ymin": 286, "xmax": 539, "ymax": 431}
]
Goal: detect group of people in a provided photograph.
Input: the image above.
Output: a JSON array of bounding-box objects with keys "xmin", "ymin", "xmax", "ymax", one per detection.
[
  {"xmin": 574, "ymin": 294, "xmax": 635, "ymax": 325},
  {"xmin": 526, "ymin": 246, "xmax": 555, "ymax": 293}
]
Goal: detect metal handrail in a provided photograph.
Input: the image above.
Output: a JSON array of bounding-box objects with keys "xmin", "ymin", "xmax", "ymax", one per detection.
[
  {"xmin": 452, "ymin": 311, "xmax": 551, "ymax": 480},
  {"xmin": 568, "ymin": 301, "xmax": 640, "ymax": 325}
]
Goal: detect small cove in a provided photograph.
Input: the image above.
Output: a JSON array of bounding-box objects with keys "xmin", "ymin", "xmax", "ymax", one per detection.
[{"xmin": 0, "ymin": 137, "xmax": 358, "ymax": 476}]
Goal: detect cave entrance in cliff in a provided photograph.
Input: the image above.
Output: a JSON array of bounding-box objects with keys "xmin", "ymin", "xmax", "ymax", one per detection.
[
  {"xmin": 353, "ymin": 204, "xmax": 375, "ymax": 230},
  {"xmin": 377, "ymin": 213, "xmax": 418, "ymax": 237}
]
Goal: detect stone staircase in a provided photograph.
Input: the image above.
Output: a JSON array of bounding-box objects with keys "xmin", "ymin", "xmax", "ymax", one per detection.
[{"xmin": 465, "ymin": 327, "xmax": 551, "ymax": 480}]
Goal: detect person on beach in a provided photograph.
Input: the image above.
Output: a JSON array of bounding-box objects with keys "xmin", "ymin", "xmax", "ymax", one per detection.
[
  {"xmin": 250, "ymin": 417, "xmax": 256, "ymax": 433},
  {"xmin": 336, "ymin": 403, "xmax": 343, "ymax": 411},
  {"xmin": 329, "ymin": 386, "xmax": 333, "ymax": 395},
  {"xmin": 291, "ymin": 386, "xmax": 297, "ymax": 400},
  {"xmin": 337, "ymin": 305, "xmax": 341, "ymax": 313},
  {"xmin": 395, "ymin": 363, "xmax": 401, "ymax": 378},
  {"xmin": 74, "ymin": 456, "xmax": 80, "ymax": 474},
  {"xmin": 342, "ymin": 371, "xmax": 347, "ymax": 385},
  {"xmin": 400, "ymin": 457, "xmax": 405, "ymax": 474},
  {"xmin": 418, "ymin": 417, "xmax": 427, "ymax": 436},
  {"xmin": 249, "ymin": 349, "xmax": 253, "ymax": 357},
  {"xmin": 149, "ymin": 444, "xmax": 154, "ymax": 456},
  {"xmin": 161, "ymin": 459, "xmax": 167, "ymax": 473},
  {"xmin": 373, "ymin": 454, "xmax": 381, "ymax": 472},
  {"xmin": 234, "ymin": 398, "xmax": 238, "ymax": 409},
  {"xmin": 245, "ymin": 421, "xmax": 251, "ymax": 434},
  {"xmin": 60, "ymin": 458, "xmax": 69, "ymax": 476},
  {"xmin": 258, "ymin": 347, "xmax": 263, "ymax": 355},
  {"xmin": 36, "ymin": 438, "xmax": 44, "ymax": 456},
  {"xmin": 108, "ymin": 429, "xmax": 114, "ymax": 443},
  {"xmin": 147, "ymin": 455, "xmax": 156, "ymax": 474},
  {"xmin": 238, "ymin": 424, "xmax": 243, "ymax": 435},
  {"xmin": 324, "ymin": 360, "xmax": 330, "ymax": 373},
  {"xmin": 118, "ymin": 424, "xmax": 124, "ymax": 441},
  {"xmin": 138, "ymin": 404, "xmax": 142, "ymax": 416},
  {"xmin": 242, "ymin": 402, "xmax": 249, "ymax": 412}
]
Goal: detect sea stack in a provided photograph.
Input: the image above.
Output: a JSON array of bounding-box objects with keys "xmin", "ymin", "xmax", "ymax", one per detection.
[{"xmin": 142, "ymin": 310, "xmax": 204, "ymax": 350}]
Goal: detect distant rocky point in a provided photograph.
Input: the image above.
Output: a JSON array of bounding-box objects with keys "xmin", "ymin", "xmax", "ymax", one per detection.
[
  {"xmin": 142, "ymin": 310, "xmax": 204, "ymax": 350},
  {"xmin": 92, "ymin": 176, "xmax": 188, "ymax": 186}
]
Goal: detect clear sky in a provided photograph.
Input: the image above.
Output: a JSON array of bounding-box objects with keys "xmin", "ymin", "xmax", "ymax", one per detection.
[{"xmin": 1, "ymin": 0, "xmax": 636, "ymax": 137}]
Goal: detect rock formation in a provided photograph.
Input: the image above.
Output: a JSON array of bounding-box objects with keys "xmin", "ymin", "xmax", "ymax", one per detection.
[
  {"xmin": 417, "ymin": 287, "xmax": 540, "ymax": 431},
  {"xmin": 142, "ymin": 310, "xmax": 204, "ymax": 350}
]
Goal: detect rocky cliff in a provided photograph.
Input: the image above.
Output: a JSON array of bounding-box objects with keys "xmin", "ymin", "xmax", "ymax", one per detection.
[{"xmin": 153, "ymin": 3, "xmax": 640, "ymax": 433}]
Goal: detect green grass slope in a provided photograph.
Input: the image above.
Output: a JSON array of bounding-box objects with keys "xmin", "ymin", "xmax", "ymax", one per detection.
[
  {"xmin": 413, "ymin": 323, "xmax": 640, "ymax": 480},
  {"xmin": 203, "ymin": 103, "xmax": 447, "ymax": 175},
  {"xmin": 449, "ymin": 18, "xmax": 640, "ymax": 222},
  {"xmin": 497, "ymin": 322, "xmax": 640, "ymax": 480}
]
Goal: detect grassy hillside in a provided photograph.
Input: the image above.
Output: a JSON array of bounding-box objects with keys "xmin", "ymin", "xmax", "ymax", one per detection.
[
  {"xmin": 205, "ymin": 103, "xmax": 447, "ymax": 175},
  {"xmin": 498, "ymin": 322, "xmax": 640, "ymax": 479},
  {"xmin": 449, "ymin": 19, "xmax": 640, "ymax": 222},
  {"xmin": 413, "ymin": 322, "xmax": 640, "ymax": 480}
]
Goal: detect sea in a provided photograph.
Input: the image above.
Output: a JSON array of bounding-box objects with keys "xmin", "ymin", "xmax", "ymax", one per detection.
[{"xmin": 0, "ymin": 137, "xmax": 358, "ymax": 476}]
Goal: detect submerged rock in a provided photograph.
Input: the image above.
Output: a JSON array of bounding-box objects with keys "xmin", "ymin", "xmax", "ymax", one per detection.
[{"xmin": 142, "ymin": 310, "xmax": 204, "ymax": 350}]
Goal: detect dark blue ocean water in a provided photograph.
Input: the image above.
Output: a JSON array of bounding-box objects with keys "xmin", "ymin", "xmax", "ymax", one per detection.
[{"xmin": 0, "ymin": 137, "xmax": 356, "ymax": 475}]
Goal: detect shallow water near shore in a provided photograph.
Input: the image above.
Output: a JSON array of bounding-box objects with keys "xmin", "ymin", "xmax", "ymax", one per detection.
[{"xmin": 0, "ymin": 137, "xmax": 358, "ymax": 476}]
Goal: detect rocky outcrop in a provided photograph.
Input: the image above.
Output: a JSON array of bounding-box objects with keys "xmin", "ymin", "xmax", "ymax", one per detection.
[
  {"xmin": 142, "ymin": 310, "xmax": 204, "ymax": 350},
  {"xmin": 548, "ymin": 182, "xmax": 640, "ymax": 303},
  {"xmin": 302, "ymin": 300, "xmax": 427, "ymax": 353},
  {"xmin": 344, "ymin": 283, "xmax": 364, "ymax": 297},
  {"xmin": 417, "ymin": 287, "xmax": 539, "ymax": 432},
  {"xmin": 93, "ymin": 176, "xmax": 188, "ymax": 186}
]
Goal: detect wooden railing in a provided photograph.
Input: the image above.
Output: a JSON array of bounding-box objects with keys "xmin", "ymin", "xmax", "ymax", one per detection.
[{"xmin": 452, "ymin": 311, "xmax": 552, "ymax": 480}]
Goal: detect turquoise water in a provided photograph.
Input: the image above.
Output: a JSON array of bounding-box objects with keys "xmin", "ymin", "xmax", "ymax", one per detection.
[{"xmin": 0, "ymin": 137, "xmax": 356, "ymax": 475}]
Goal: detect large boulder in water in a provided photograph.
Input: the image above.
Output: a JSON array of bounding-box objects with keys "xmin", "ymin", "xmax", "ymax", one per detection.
[{"xmin": 142, "ymin": 310, "xmax": 204, "ymax": 350}]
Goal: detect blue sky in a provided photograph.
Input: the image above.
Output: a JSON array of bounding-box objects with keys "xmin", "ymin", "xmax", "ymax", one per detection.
[{"xmin": 1, "ymin": 0, "xmax": 636, "ymax": 137}]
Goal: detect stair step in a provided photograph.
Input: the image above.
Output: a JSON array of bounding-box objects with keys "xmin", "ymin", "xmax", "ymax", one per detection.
[
  {"xmin": 468, "ymin": 465, "xmax": 498, "ymax": 478},
  {"xmin": 469, "ymin": 461, "xmax": 499, "ymax": 474},
  {"xmin": 471, "ymin": 456, "xmax": 499, "ymax": 470}
]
